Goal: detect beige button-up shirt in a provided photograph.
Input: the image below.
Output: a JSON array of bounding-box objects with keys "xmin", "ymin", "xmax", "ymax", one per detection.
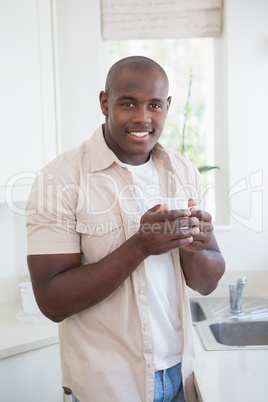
[{"xmin": 26, "ymin": 125, "xmax": 204, "ymax": 401}]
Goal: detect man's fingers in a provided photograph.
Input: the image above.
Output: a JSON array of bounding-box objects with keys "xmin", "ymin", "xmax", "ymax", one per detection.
[
  {"xmin": 144, "ymin": 204, "xmax": 191, "ymax": 221},
  {"xmin": 188, "ymin": 198, "xmax": 196, "ymax": 208},
  {"xmin": 156, "ymin": 204, "xmax": 168, "ymax": 213}
]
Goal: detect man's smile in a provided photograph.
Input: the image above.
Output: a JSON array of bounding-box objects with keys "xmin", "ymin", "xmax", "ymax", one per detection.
[{"xmin": 127, "ymin": 130, "xmax": 153, "ymax": 141}]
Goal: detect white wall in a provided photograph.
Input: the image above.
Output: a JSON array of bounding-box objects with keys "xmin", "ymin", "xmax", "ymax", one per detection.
[
  {"xmin": 215, "ymin": 0, "xmax": 268, "ymax": 275},
  {"xmin": 0, "ymin": 0, "xmax": 57, "ymax": 303},
  {"xmin": 52, "ymin": 0, "xmax": 106, "ymax": 152}
]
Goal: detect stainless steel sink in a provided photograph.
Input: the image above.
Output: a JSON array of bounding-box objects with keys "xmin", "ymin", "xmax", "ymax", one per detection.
[
  {"xmin": 210, "ymin": 321, "xmax": 268, "ymax": 346},
  {"xmin": 190, "ymin": 300, "xmax": 207, "ymax": 322},
  {"xmin": 189, "ymin": 296, "xmax": 268, "ymax": 350}
]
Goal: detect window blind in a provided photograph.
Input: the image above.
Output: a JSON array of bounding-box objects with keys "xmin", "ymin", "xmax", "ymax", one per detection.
[{"xmin": 101, "ymin": 0, "xmax": 222, "ymax": 40}]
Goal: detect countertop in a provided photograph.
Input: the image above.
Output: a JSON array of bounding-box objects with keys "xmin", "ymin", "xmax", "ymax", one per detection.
[
  {"xmin": 1, "ymin": 300, "xmax": 267, "ymax": 401},
  {"xmin": 193, "ymin": 310, "xmax": 268, "ymax": 402},
  {"xmin": 0, "ymin": 301, "xmax": 59, "ymax": 359}
]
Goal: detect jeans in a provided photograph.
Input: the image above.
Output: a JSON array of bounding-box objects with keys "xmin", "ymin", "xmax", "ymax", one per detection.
[
  {"xmin": 72, "ymin": 362, "xmax": 185, "ymax": 402},
  {"xmin": 154, "ymin": 363, "xmax": 186, "ymax": 402},
  {"xmin": 72, "ymin": 394, "xmax": 79, "ymax": 402}
]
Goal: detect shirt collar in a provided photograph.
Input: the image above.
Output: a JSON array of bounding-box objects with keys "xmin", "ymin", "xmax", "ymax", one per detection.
[
  {"xmin": 151, "ymin": 142, "xmax": 175, "ymax": 174},
  {"xmin": 90, "ymin": 125, "xmax": 120, "ymax": 172}
]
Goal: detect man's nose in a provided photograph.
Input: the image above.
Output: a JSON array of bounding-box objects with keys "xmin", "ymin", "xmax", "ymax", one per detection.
[{"xmin": 132, "ymin": 106, "xmax": 151, "ymax": 124}]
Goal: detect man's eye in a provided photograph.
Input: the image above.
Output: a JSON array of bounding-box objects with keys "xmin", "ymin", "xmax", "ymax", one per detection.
[
  {"xmin": 122, "ymin": 102, "xmax": 133, "ymax": 108},
  {"xmin": 150, "ymin": 104, "xmax": 161, "ymax": 109}
]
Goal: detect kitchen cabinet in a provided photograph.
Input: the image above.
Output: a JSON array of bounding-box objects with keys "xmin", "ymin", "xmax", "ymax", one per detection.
[
  {"xmin": 0, "ymin": 0, "xmax": 57, "ymax": 202},
  {"xmin": 0, "ymin": 302, "xmax": 63, "ymax": 401},
  {"xmin": 0, "ymin": 343, "xmax": 64, "ymax": 402}
]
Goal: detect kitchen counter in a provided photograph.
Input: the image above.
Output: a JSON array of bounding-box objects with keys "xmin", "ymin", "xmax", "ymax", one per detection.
[
  {"xmin": 2, "ymin": 299, "xmax": 267, "ymax": 401},
  {"xmin": 193, "ymin": 309, "xmax": 268, "ymax": 402},
  {"xmin": 0, "ymin": 301, "xmax": 59, "ymax": 359}
]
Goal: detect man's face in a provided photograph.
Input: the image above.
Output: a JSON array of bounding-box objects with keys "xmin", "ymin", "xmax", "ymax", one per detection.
[{"xmin": 100, "ymin": 68, "xmax": 171, "ymax": 165}]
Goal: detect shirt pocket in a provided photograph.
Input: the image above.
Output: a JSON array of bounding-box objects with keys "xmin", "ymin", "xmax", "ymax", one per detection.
[{"xmin": 76, "ymin": 213, "xmax": 125, "ymax": 264}]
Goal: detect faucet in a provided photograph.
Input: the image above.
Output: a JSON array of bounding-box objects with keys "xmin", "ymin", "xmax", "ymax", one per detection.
[{"xmin": 229, "ymin": 277, "xmax": 247, "ymax": 314}]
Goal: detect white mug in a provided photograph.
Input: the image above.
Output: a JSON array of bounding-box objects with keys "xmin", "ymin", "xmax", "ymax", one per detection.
[
  {"xmin": 161, "ymin": 197, "xmax": 189, "ymax": 210},
  {"xmin": 161, "ymin": 197, "xmax": 191, "ymax": 230}
]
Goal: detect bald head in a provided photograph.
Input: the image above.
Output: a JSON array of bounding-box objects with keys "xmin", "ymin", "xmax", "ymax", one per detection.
[{"xmin": 105, "ymin": 56, "xmax": 169, "ymax": 95}]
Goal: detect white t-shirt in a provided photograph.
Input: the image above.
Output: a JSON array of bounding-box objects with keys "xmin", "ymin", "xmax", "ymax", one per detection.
[{"xmin": 122, "ymin": 156, "xmax": 182, "ymax": 371}]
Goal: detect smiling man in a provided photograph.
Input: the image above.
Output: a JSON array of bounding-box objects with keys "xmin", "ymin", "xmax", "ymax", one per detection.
[
  {"xmin": 100, "ymin": 57, "xmax": 171, "ymax": 165},
  {"xmin": 26, "ymin": 56, "xmax": 225, "ymax": 402}
]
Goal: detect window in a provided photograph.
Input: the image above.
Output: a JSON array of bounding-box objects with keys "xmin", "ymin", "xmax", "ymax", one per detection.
[{"xmin": 105, "ymin": 38, "xmax": 219, "ymax": 221}]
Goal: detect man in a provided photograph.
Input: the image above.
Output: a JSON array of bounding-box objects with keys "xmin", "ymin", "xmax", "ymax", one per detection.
[{"xmin": 26, "ymin": 56, "xmax": 225, "ymax": 402}]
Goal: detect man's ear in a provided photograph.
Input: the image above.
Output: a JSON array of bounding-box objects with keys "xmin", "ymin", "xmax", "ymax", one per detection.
[
  {"xmin": 99, "ymin": 91, "xmax": 108, "ymax": 116},
  {"xmin": 166, "ymin": 96, "xmax": 172, "ymax": 113}
]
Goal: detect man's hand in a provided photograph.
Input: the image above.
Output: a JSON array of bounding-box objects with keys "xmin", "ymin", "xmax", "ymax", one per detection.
[
  {"xmin": 137, "ymin": 204, "xmax": 200, "ymax": 256},
  {"xmin": 178, "ymin": 199, "xmax": 225, "ymax": 295},
  {"xmin": 181, "ymin": 209, "xmax": 214, "ymax": 253}
]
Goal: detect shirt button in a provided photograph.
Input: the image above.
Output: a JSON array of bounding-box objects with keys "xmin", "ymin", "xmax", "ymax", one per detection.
[
  {"xmin": 148, "ymin": 362, "xmax": 153, "ymax": 368},
  {"xmin": 133, "ymin": 218, "xmax": 139, "ymax": 224},
  {"xmin": 128, "ymin": 185, "xmax": 135, "ymax": 192},
  {"xmin": 95, "ymin": 226, "xmax": 103, "ymax": 234},
  {"xmin": 143, "ymin": 324, "xmax": 149, "ymax": 331}
]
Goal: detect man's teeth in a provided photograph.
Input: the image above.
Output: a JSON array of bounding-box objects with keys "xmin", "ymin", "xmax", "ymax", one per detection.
[{"xmin": 129, "ymin": 132, "xmax": 149, "ymax": 137}]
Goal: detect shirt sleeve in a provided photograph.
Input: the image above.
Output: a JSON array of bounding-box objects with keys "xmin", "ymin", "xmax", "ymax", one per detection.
[{"xmin": 25, "ymin": 165, "xmax": 81, "ymax": 255}]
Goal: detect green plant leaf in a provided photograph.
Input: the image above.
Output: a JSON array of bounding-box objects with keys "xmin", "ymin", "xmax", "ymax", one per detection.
[{"xmin": 198, "ymin": 165, "xmax": 220, "ymax": 174}]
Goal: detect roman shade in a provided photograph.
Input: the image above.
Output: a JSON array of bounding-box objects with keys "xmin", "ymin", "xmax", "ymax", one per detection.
[{"xmin": 101, "ymin": 0, "xmax": 222, "ymax": 40}]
